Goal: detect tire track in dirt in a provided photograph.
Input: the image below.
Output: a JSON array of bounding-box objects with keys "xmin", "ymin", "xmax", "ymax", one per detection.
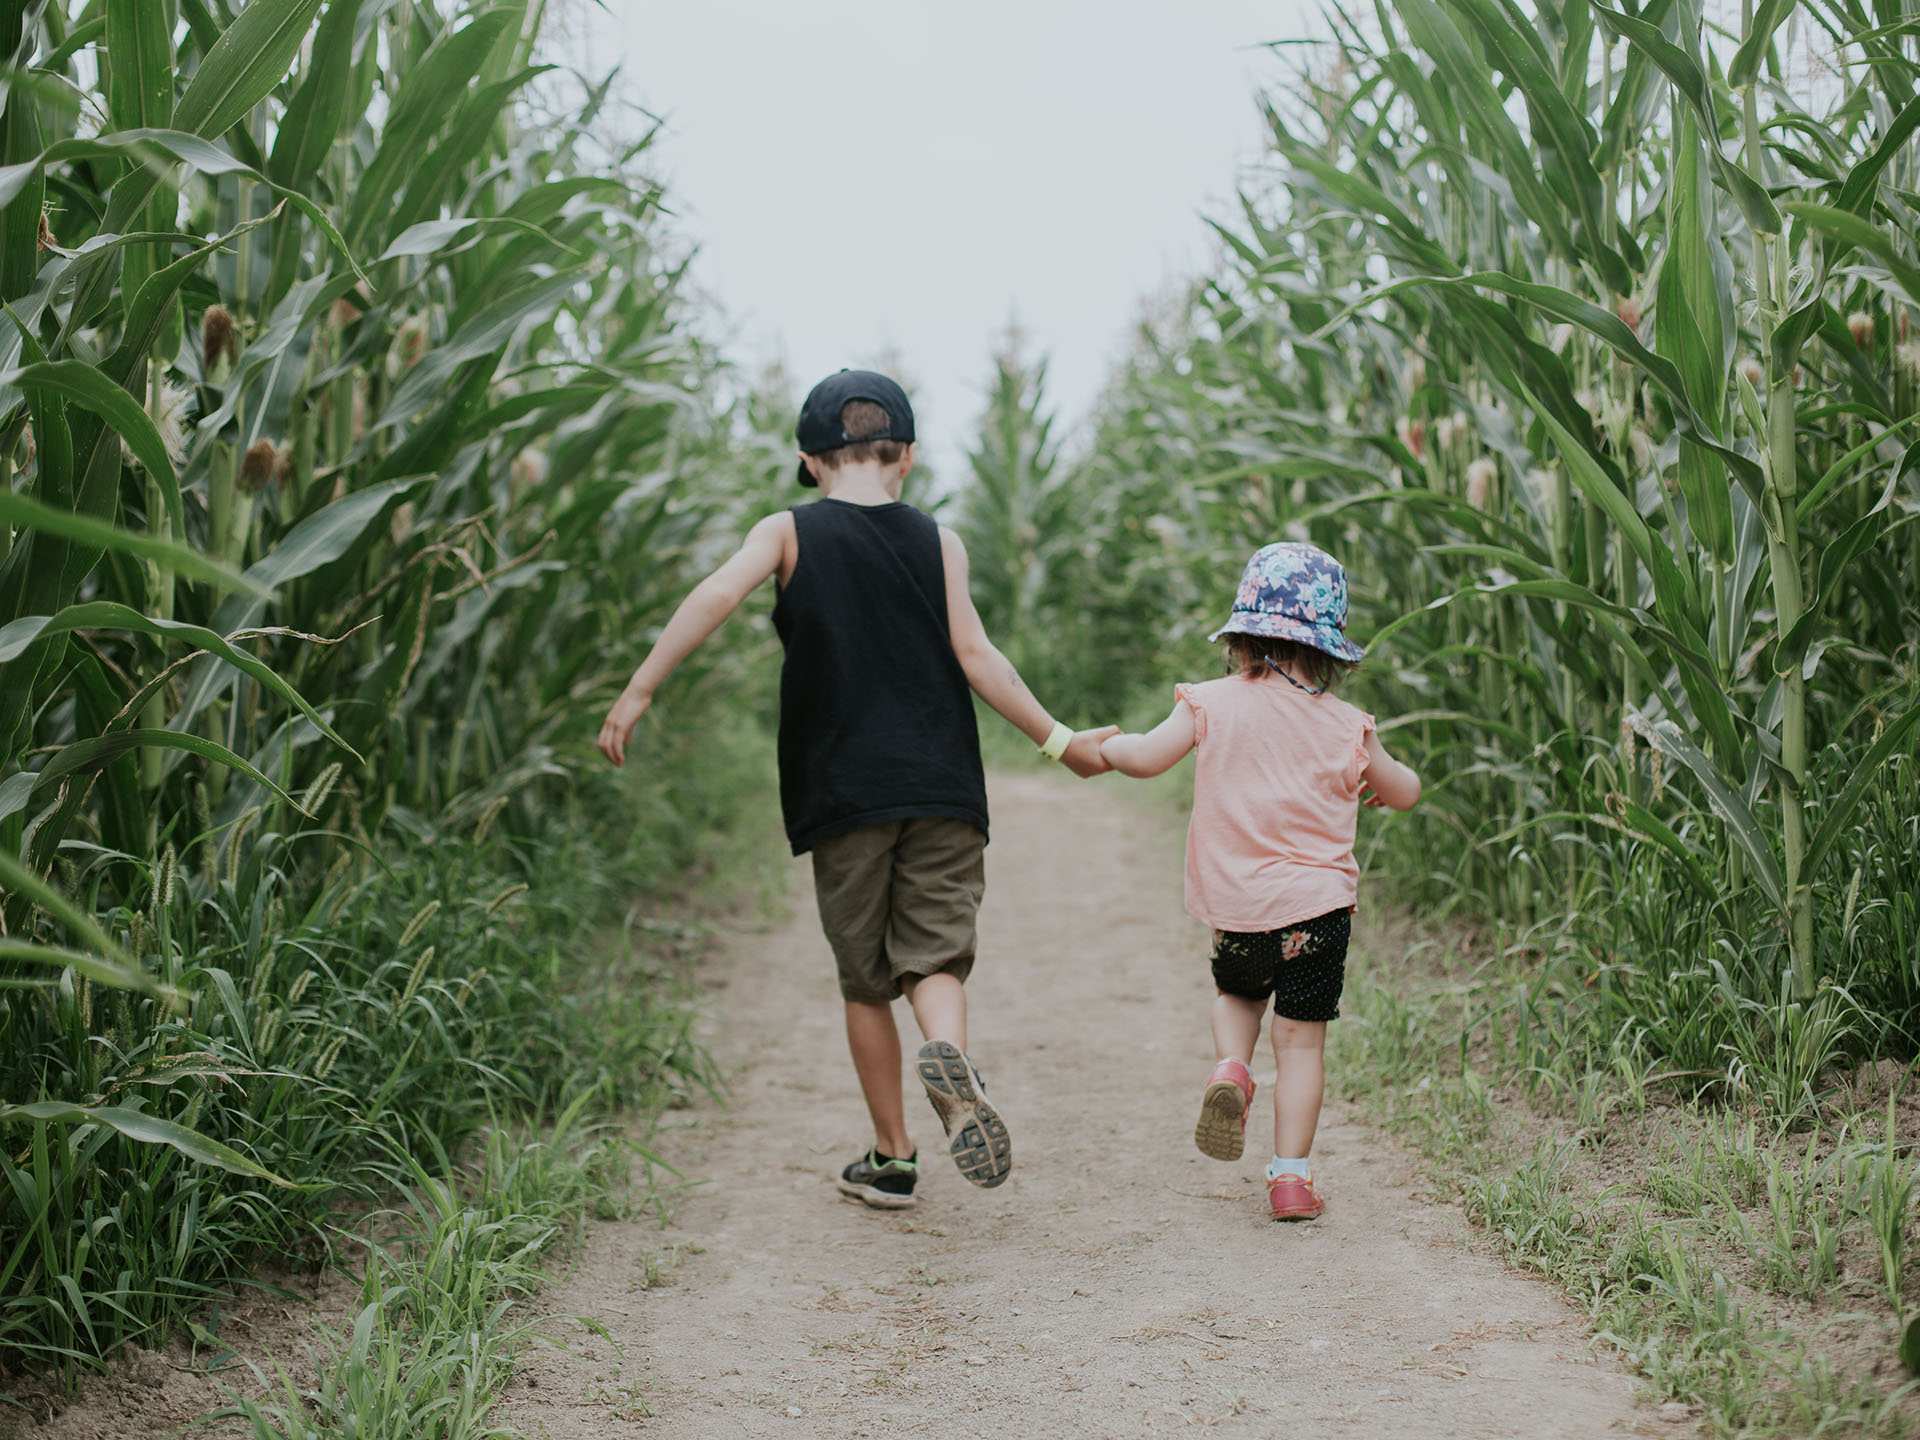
[{"xmin": 503, "ymin": 770, "xmax": 1685, "ymax": 1440}]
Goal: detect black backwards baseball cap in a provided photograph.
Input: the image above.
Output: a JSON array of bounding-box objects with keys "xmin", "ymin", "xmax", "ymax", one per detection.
[{"xmin": 794, "ymin": 369, "xmax": 916, "ymax": 488}]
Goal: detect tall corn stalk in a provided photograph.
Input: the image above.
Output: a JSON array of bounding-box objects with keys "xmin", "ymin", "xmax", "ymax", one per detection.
[
  {"xmin": 0, "ymin": 0, "xmax": 777, "ymax": 1374},
  {"xmin": 958, "ymin": 335, "xmax": 1066, "ymax": 676},
  {"xmin": 973, "ymin": 0, "xmax": 1920, "ymax": 1049},
  {"xmin": 1735, "ymin": 0, "xmax": 1815, "ymax": 995}
]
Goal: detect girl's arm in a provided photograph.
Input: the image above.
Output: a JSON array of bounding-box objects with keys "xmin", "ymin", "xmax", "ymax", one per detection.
[
  {"xmin": 1359, "ymin": 728, "xmax": 1421, "ymax": 810},
  {"xmin": 1100, "ymin": 701, "xmax": 1197, "ymax": 778},
  {"xmin": 597, "ymin": 513, "xmax": 790, "ymax": 766}
]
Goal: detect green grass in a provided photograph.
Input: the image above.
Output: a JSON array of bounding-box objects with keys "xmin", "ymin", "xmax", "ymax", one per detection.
[
  {"xmin": 1334, "ymin": 920, "xmax": 1920, "ymax": 1437},
  {"xmin": 2, "ymin": 0, "xmax": 794, "ymax": 1388},
  {"xmin": 0, "ymin": 707, "xmax": 778, "ymax": 1392},
  {"xmin": 224, "ymin": 1098, "xmax": 630, "ymax": 1440},
  {"xmin": 208, "ymin": 717, "xmax": 779, "ymax": 1439}
]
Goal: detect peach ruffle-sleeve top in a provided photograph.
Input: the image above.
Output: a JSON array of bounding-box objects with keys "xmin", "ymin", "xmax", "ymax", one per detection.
[{"xmin": 1175, "ymin": 675, "xmax": 1375, "ymax": 933}]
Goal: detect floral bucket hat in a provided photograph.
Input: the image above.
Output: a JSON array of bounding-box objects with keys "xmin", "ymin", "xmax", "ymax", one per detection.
[{"xmin": 1208, "ymin": 542, "xmax": 1366, "ymax": 663}]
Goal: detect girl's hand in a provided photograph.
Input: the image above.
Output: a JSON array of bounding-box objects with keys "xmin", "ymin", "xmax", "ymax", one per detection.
[
  {"xmin": 597, "ymin": 689, "xmax": 652, "ymax": 767},
  {"xmin": 1100, "ymin": 700, "xmax": 1197, "ymax": 778},
  {"xmin": 1360, "ymin": 783, "xmax": 1387, "ymax": 808}
]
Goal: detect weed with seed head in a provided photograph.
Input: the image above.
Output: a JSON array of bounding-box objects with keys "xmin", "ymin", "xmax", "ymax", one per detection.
[{"xmin": 1847, "ymin": 1107, "xmax": 1918, "ymax": 1315}]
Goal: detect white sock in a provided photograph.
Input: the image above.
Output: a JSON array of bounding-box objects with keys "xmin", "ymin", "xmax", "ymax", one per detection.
[{"xmin": 1267, "ymin": 1155, "xmax": 1311, "ymax": 1181}]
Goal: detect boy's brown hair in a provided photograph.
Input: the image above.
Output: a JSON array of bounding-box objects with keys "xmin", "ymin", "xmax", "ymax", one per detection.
[
  {"xmin": 1224, "ymin": 633, "xmax": 1353, "ymax": 692},
  {"xmin": 815, "ymin": 400, "xmax": 906, "ymax": 471}
]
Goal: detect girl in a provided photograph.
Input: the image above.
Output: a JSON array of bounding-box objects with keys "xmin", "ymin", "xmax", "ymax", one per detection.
[{"xmin": 1099, "ymin": 542, "xmax": 1420, "ymax": 1221}]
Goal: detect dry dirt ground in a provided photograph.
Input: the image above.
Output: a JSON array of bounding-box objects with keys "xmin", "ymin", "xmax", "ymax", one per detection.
[
  {"xmin": 498, "ymin": 770, "xmax": 1685, "ymax": 1440},
  {"xmin": 14, "ymin": 769, "xmax": 1693, "ymax": 1440}
]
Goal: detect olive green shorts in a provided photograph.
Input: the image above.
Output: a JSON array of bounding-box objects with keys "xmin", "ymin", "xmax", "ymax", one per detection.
[{"xmin": 810, "ymin": 817, "xmax": 986, "ymax": 1004}]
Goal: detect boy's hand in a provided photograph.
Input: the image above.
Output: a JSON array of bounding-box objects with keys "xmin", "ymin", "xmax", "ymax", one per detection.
[
  {"xmin": 597, "ymin": 689, "xmax": 652, "ymax": 767},
  {"xmin": 1062, "ymin": 725, "xmax": 1121, "ymax": 778}
]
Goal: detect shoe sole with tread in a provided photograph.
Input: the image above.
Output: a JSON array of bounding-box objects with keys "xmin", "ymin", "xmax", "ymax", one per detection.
[
  {"xmin": 835, "ymin": 1178, "xmax": 917, "ymax": 1210},
  {"xmin": 916, "ymin": 1041, "xmax": 1012, "ymax": 1188},
  {"xmin": 1194, "ymin": 1080, "xmax": 1248, "ymax": 1161}
]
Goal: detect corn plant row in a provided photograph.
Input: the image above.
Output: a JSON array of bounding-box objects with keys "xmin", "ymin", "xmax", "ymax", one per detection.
[
  {"xmin": 969, "ymin": 0, "xmax": 1920, "ymax": 1080},
  {"xmin": 0, "ymin": 0, "xmax": 780, "ymax": 1378}
]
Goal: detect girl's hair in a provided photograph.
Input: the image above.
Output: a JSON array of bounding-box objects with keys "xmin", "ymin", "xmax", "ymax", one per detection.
[{"xmin": 1224, "ymin": 633, "xmax": 1354, "ymax": 692}]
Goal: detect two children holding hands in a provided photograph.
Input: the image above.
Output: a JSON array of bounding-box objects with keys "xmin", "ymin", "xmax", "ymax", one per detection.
[{"xmin": 599, "ymin": 370, "xmax": 1420, "ymax": 1224}]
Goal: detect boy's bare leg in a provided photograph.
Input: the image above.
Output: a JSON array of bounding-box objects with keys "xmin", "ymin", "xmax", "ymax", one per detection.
[
  {"xmin": 1210, "ymin": 991, "xmax": 1265, "ymax": 1066},
  {"xmin": 844, "ymin": 1000, "xmax": 912, "ymax": 1157},
  {"xmin": 901, "ymin": 970, "xmax": 1010, "ymax": 1187},
  {"xmin": 901, "ymin": 970, "xmax": 967, "ymax": 1051},
  {"xmin": 1271, "ymin": 1015, "xmax": 1328, "ymax": 1157}
]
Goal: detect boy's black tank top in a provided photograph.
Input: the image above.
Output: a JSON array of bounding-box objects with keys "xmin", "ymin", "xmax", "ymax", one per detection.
[{"xmin": 772, "ymin": 499, "xmax": 988, "ymax": 855}]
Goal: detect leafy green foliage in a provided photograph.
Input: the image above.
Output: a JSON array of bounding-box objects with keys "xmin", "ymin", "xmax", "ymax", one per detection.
[
  {"xmin": 0, "ymin": 0, "xmax": 779, "ymax": 1381},
  {"xmin": 962, "ymin": 0, "xmax": 1920, "ymax": 1086}
]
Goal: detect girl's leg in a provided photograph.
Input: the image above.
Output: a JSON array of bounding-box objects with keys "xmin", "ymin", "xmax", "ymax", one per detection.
[
  {"xmin": 1196, "ymin": 990, "xmax": 1267, "ymax": 1161},
  {"xmin": 1270, "ymin": 1015, "xmax": 1328, "ymax": 1158},
  {"xmin": 1211, "ymin": 990, "xmax": 1266, "ymax": 1066}
]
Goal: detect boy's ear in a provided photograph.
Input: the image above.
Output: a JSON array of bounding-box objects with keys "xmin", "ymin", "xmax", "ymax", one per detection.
[
  {"xmin": 798, "ymin": 451, "xmax": 826, "ymax": 486},
  {"xmin": 897, "ymin": 442, "xmax": 916, "ymax": 480}
]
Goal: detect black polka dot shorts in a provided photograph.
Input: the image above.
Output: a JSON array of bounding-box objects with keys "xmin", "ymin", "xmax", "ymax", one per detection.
[{"xmin": 1209, "ymin": 907, "xmax": 1353, "ymax": 1022}]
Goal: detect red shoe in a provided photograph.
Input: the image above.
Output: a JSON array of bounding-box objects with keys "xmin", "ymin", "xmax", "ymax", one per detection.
[
  {"xmin": 1267, "ymin": 1172, "xmax": 1325, "ymax": 1221},
  {"xmin": 1194, "ymin": 1059, "xmax": 1255, "ymax": 1161}
]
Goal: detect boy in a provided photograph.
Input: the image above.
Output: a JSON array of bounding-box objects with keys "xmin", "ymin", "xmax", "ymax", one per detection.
[{"xmin": 597, "ymin": 368, "xmax": 1115, "ymax": 1208}]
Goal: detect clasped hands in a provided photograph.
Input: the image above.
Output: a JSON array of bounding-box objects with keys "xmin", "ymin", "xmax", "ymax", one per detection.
[{"xmin": 1058, "ymin": 725, "xmax": 1122, "ymax": 778}]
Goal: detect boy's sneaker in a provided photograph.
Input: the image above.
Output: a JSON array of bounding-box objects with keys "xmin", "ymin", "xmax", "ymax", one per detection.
[
  {"xmin": 915, "ymin": 1041, "xmax": 1012, "ymax": 1187},
  {"xmin": 1194, "ymin": 1059, "xmax": 1256, "ymax": 1161},
  {"xmin": 837, "ymin": 1148, "xmax": 920, "ymax": 1209},
  {"xmin": 1268, "ymin": 1172, "xmax": 1325, "ymax": 1221}
]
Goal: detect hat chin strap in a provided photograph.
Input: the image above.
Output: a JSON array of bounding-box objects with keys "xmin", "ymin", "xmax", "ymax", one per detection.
[{"xmin": 1262, "ymin": 655, "xmax": 1326, "ymax": 695}]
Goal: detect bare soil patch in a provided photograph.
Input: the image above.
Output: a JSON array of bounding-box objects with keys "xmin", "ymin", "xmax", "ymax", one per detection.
[
  {"xmin": 500, "ymin": 770, "xmax": 1678, "ymax": 1439},
  {"xmin": 3, "ymin": 1268, "xmax": 356, "ymax": 1439}
]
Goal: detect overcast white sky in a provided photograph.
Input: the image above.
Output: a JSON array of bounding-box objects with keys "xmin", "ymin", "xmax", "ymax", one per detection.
[{"xmin": 584, "ymin": 2, "xmax": 1321, "ymax": 480}]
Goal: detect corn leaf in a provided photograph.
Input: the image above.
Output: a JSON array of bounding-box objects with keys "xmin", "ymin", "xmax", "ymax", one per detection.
[
  {"xmin": 1729, "ymin": 0, "xmax": 1796, "ymax": 86},
  {"xmin": 376, "ymin": 268, "xmax": 584, "ymax": 431},
  {"xmin": 0, "ymin": 847, "xmax": 153, "ymax": 994},
  {"xmin": 26, "ymin": 729, "xmax": 308, "ymax": 816},
  {"xmin": 0, "ymin": 1101, "xmax": 293, "ymax": 1186},
  {"xmin": 343, "ymin": 5, "xmax": 522, "ymax": 250},
  {"xmin": 1589, "ymin": 2, "xmax": 1782, "ymax": 233},
  {"xmin": 1634, "ymin": 716, "xmax": 1785, "ymax": 905},
  {"xmin": 104, "ymin": 0, "xmax": 176, "ymax": 311},
  {"xmin": 0, "ymin": 129, "xmax": 359, "ymax": 278},
  {"xmin": 171, "ymin": 0, "xmax": 326, "ymax": 140},
  {"xmin": 266, "ymin": 0, "xmax": 365, "ymax": 189},
  {"xmin": 1833, "ymin": 92, "xmax": 1920, "ymax": 216},
  {"xmin": 265, "ymin": 0, "xmax": 366, "ymax": 303},
  {"xmin": 1784, "ymin": 201, "xmax": 1920, "ymax": 307},
  {"xmin": 0, "ymin": 491, "xmax": 263, "ymax": 596},
  {"xmin": 2, "ymin": 359, "xmax": 179, "ymax": 531},
  {"xmin": 0, "ymin": 942, "xmax": 174, "ymax": 998},
  {"xmin": 0, "ymin": 601, "xmax": 356, "ymax": 759}
]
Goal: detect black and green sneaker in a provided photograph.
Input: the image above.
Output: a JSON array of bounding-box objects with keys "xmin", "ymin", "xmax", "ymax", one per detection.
[{"xmin": 836, "ymin": 1148, "xmax": 920, "ymax": 1209}]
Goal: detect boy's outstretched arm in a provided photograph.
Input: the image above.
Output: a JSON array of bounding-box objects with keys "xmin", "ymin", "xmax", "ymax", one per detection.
[
  {"xmin": 1360, "ymin": 729, "xmax": 1421, "ymax": 809},
  {"xmin": 597, "ymin": 513, "xmax": 790, "ymax": 767},
  {"xmin": 939, "ymin": 528, "xmax": 1115, "ymax": 777},
  {"xmin": 1098, "ymin": 700, "xmax": 1197, "ymax": 778}
]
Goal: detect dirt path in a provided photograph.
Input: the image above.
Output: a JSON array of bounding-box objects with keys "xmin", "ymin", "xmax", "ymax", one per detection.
[{"xmin": 504, "ymin": 771, "xmax": 1675, "ymax": 1440}]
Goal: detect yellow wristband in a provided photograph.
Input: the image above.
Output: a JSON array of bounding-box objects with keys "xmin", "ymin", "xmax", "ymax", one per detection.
[{"xmin": 1039, "ymin": 721, "xmax": 1074, "ymax": 762}]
